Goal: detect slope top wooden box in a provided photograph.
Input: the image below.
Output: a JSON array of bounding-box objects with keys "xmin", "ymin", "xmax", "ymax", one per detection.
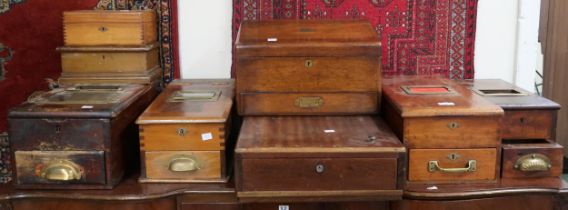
[
  {"xmin": 64, "ymin": 10, "xmax": 157, "ymax": 46},
  {"xmin": 8, "ymin": 84, "xmax": 154, "ymax": 189},
  {"xmin": 235, "ymin": 116, "xmax": 406, "ymax": 202},
  {"xmin": 236, "ymin": 20, "xmax": 382, "ymax": 116}
]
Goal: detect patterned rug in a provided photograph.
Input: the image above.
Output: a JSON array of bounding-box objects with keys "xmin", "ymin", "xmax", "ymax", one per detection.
[
  {"xmin": 0, "ymin": 133, "xmax": 10, "ymax": 183},
  {"xmin": 233, "ymin": 0, "xmax": 478, "ymax": 79}
]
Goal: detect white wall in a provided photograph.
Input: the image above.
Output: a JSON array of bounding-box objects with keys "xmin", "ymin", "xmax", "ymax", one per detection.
[
  {"xmin": 178, "ymin": 0, "xmax": 233, "ymax": 79},
  {"xmin": 178, "ymin": 0, "xmax": 543, "ymax": 92}
]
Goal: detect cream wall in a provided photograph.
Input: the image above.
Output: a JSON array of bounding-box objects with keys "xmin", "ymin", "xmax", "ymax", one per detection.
[{"xmin": 178, "ymin": 0, "xmax": 543, "ymax": 92}]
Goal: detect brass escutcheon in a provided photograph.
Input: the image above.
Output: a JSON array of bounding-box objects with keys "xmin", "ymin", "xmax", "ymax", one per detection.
[
  {"xmin": 176, "ymin": 128, "xmax": 187, "ymax": 136},
  {"xmin": 447, "ymin": 122, "xmax": 460, "ymax": 129},
  {"xmin": 295, "ymin": 96, "xmax": 324, "ymax": 108},
  {"xmin": 315, "ymin": 164, "xmax": 325, "ymax": 174},
  {"xmin": 305, "ymin": 59, "xmax": 314, "ymax": 68},
  {"xmin": 99, "ymin": 26, "xmax": 108, "ymax": 32}
]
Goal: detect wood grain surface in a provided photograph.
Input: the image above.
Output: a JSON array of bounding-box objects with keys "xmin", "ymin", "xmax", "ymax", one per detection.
[{"xmin": 144, "ymin": 151, "xmax": 222, "ymax": 181}]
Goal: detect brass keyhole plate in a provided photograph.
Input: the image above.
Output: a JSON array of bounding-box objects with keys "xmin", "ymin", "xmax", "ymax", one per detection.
[
  {"xmin": 305, "ymin": 60, "xmax": 314, "ymax": 68},
  {"xmin": 447, "ymin": 122, "xmax": 460, "ymax": 129},
  {"xmin": 176, "ymin": 128, "xmax": 187, "ymax": 136},
  {"xmin": 99, "ymin": 26, "xmax": 108, "ymax": 32}
]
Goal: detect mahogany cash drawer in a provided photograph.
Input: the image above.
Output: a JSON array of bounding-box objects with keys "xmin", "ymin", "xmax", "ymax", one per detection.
[
  {"xmin": 137, "ymin": 79, "xmax": 234, "ymax": 183},
  {"xmin": 8, "ymin": 84, "xmax": 155, "ymax": 189},
  {"xmin": 235, "ymin": 116, "xmax": 406, "ymax": 202},
  {"xmin": 382, "ymin": 77, "xmax": 503, "ymax": 183},
  {"xmin": 501, "ymin": 140, "xmax": 563, "ymax": 178},
  {"xmin": 236, "ymin": 20, "xmax": 381, "ymax": 116},
  {"xmin": 63, "ymin": 10, "xmax": 157, "ymax": 46}
]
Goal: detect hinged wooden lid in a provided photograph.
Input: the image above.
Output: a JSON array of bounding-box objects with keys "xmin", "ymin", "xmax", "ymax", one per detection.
[
  {"xmin": 236, "ymin": 116, "xmax": 405, "ymax": 155},
  {"xmin": 63, "ymin": 10, "xmax": 156, "ymax": 24},
  {"xmin": 382, "ymin": 77, "xmax": 504, "ymax": 117},
  {"xmin": 136, "ymin": 79, "xmax": 234, "ymax": 124},
  {"xmin": 236, "ymin": 20, "xmax": 381, "ymax": 57},
  {"xmin": 8, "ymin": 84, "xmax": 150, "ymax": 118},
  {"xmin": 462, "ymin": 79, "xmax": 561, "ymax": 110}
]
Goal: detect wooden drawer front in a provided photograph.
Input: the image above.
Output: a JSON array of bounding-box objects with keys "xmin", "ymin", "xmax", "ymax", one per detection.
[
  {"xmin": 501, "ymin": 110, "xmax": 556, "ymax": 140},
  {"xmin": 9, "ymin": 118, "xmax": 107, "ymax": 151},
  {"xmin": 15, "ymin": 151, "xmax": 106, "ymax": 185},
  {"xmin": 404, "ymin": 117, "xmax": 500, "ymax": 148},
  {"xmin": 408, "ymin": 149, "xmax": 497, "ymax": 181},
  {"xmin": 141, "ymin": 124, "xmax": 225, "ymax": 151},
  {"xmin": 240, "ymin": 158, "xmax": 397, "ymax": 191},
  {"xmin": 239, "ymin": 92, "xmax": 378, "ymax": 115},
  {"xmin": 61, "ymin": 49, "xmax": 159, "ymax": 74},
  {"xmin": 237, "ymin": 57, "xmax": 379, "ymax": 92},
  {"xmin": 393, "ymin": 195, "xmax": 553, "ymax": 210},
  {"xmin": 64, "ymin": 11, "xmax": 157, "ymax": 46},
  {"xmin": 502, "ymin": 141, "xmax": 563, "ymax": 178},
  {"xmin": 144, "ymin": 151, "xmax": 222, "ymax": 180},
  {"xmin": 243, "ymin": 202, "xmax": 388, "ymax": 210}
]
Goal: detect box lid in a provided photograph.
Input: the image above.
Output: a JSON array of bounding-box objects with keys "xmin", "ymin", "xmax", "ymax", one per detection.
[
  {"xmin": 382, "ymin": 77, "xmax": 504, "ymax": 117},
  {"xmin": 136, "ymin": 79, "xmax": 234, "ymax": 124},
  {"xmin": 462, "ymin": 79, "xmax": 561, "ymax": 110},
  {"xmin": 9, "ymin": 84, "xmax": 150, "ymax": 118},
  {"xmin": 236, "ymin": 116, "xmax": 405, "ymax": 155},
  {"xmin": 236, "ymin": 20, "xmax": 381, "ymax": 57},
  {"xmin": 63, "ymin": 10, "xmax": 155, "ymax": 23}
]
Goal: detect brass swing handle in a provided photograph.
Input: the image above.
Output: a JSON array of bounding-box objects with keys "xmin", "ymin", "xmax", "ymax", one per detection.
[
  {"xmin": 428, "ymin": 160, "xmax": 477, "ymax": 173},
  {"xmin": 40, "ymin": 160, "xmax": 82, "ymax": 181},
  {"xmin": 169, "ymin": 157, "xmax": 200, "ymax": 172}
]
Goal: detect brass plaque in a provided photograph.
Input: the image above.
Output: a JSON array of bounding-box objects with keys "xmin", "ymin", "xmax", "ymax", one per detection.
[
  {"xmin": 169, "ymin": 90, "xmax": 221, "ymax": 102},
  {"xmin": 295, "ymin": 96, "xmax": 324, "ymax": 108},
  {"xmin": 401, "ymin": 85, "xmax": 453, "ymax": 95}
]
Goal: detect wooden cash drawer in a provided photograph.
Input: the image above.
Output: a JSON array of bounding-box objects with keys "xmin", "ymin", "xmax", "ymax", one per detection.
[
  {"xmin": 63, "ymin": 10, "xmax": 157, "ymax": 46},
  {"xmin": 502, "ymin": 139, "xmax": 563, "ymax": 178},
  {"xmin": 140, "ymin": 124, "xmax": 226, "ymax": 151},
  {"xmin": 239, "ymin": 92, "xmax": 378, "ymax": 115},
  {"xmin": 15, "ymin": 151, "xmax": 106, "ymax": 187},
  {"xmin": 143, "ymin": 151, "xmax": 224, "ymax": 182},
  {"xmin": 408, "ymin": 148, "xmax": 497, "ymax": 182},
  {"xmin": 501, "ymin": 110, "xmax": 557, "ymax": 140}
]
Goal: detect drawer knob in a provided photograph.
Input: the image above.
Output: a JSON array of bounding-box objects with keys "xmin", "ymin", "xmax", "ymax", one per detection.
[
  {"xmin": 40, "ymin": 160, "xmax": 82, "ymax": 181},
  {"xmin": 169, "ymin": 157, "xmax": 200, "ymax": 172},
  {"xmin": 305, "ymin": 59, "xmax": 314, "ymax": 68},
  {"xmin": 514, "ymin": 154, "xmax": 552, "ymax": 172},
  {"xmin": 428, "ymin": 160, "xmax": 477, "ymax": 173},
  {"xmin": 315, "ymin": 164, "xmax": 325, "ymax": 174}
]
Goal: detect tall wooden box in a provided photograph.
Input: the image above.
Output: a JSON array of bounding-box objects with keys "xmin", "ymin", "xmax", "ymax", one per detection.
[
  {"xmin": 137, "ymin": 79, "xmax": 234, "ymax": 183},
  {"xmin": 235, "ymin": 116, "xmax": 406, "ymax": 202},
  {"xmin": 8, "ymin": 84, "xmax": 155, "ymax": 189},
  {"xmin": 236, "ymin": 20, "xmax": 381, "ymax": 115},
  {"xmin": 382, "ymin": 77, "xmax": 503, "ymax": 183},
  {"xmin": 63, "ymin": 10, "xmax": 157, "ymax": 46}
]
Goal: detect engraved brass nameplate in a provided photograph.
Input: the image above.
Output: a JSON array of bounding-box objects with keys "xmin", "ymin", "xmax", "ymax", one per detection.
[
  {"xmin": 295, "ymin": 96, "xmax": 324, "ymax": 108},
  {"xmin": 169, "ymin": 90, "xmax": 221, "ymax": 102}
]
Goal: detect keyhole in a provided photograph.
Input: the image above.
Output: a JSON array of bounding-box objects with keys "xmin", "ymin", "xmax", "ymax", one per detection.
[
  {"xmin": 176, "ymin": 128, "xmax": 187, "ymax": 136},
  {"xmin": 99, "ymin": 26, "xmax": 108, "ymax": 32},
  {"xmin": 315, "ymin": 164, "xmax": 325, "ymax": 174},
  {"xmin": 520, "ymin": 117, "xmax": 525, "ymax": 124},
  {"xmin": 55, "ymin": 125, "xmax": 61, "ymax": 133},
  {"xmin": 448, "ymin": 122, "xmax": 460, "ymax": 129},
  {"xmin": 305, "ymin": 60, "xmax": 314, "ymax": 68},
  {"xmin": 102, "ymin": 55, "xmax": 106, "ymax": 60}
]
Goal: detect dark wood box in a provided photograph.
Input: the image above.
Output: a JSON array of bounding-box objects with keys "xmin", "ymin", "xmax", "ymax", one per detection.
[
  {"xmin": 137, "ymin": 79, "xmax": 234, "ymax": 183},
  {"xmin": 235, "ymin": 116, "xmax": 406, "ymax": 202},
  {"xmin": 236, "ymin": 20, "xmax": 381, "ymax": 116},
  {"xmin": 502, "ymin": 139, "xmax": 563, "ymax": 178},
  {"xmin": 463, "ymin": 79, "xmax": 561, "ymax": 140},
  {"xmin": 8, "ymin": 84, "xmax": 155, "ymax": 189},
  {"xmin": 63, "ymin": 10, "xmax": 157, "ymax": 46},
  {"xmin": 381, "ymin": 77, "xmax": 503, "ymax": 183}
]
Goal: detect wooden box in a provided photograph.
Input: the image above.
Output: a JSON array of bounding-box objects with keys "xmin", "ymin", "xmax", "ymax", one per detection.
[
  {"xmin": 136, "ymin": 79, "xmax": 234, "ymax": 183},
  {"xmin": 463, "ymin": 79, "xmax": 561, "ymax": 140},
  {"xmin": 58, "ymin": 43, "xmax": 160, "ymax": 75},
  {"xmin": 58, "ymin": 66, "xmax": 163, "ymax": 87},
  {"xmin": 63, "ymin": 10, "xmax": 157, "ymax": 46},
  {"xmin": 236, "ymin": 20, "xmax": 381, "ymax": 115},
  {"xmin": 501, "ymin": 139, "xmax": 563, "ymax": 178},
  {"xmin": 381, "ymin": 77, "xmax": 503, "ymax": 182},
  {"xmin": 8, "ymin": 84, "xmax": 155, "ymax": 189},
  {"xmin": 235, "ymin": 116, "xmax": 406, "ymax": 202}
]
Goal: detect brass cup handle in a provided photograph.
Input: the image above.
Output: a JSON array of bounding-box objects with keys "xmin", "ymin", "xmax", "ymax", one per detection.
[
  {"xmin": 168, "ymin": 157, "xmax": 200, "ymax": 172},
  {"xmin": 428, "ymin": 160, "xmax": 477, "ymax": 173},
  {"xmin": 40, "ymin": 160, "xmax": 82, "ymax": 181},
  {"xmin": 514, "ymin": 154, "xmax": 552, "ymax": 172}
]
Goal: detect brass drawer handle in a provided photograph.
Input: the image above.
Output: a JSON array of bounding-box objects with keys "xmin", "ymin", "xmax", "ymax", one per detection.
[
  {"xmin": 169, "ymin": 157, "xmax": 200, "ymax": 172},
  {"xmin": 514, "ymin": 154, "xmax": 552, "ymax": 172},
  {"xmin": 40, "ymin": 160, "xmax": 82, "ymax": 181},
  {"xmin": 428, "ymin": 160, "xmax": 477, "ymax": 173}
]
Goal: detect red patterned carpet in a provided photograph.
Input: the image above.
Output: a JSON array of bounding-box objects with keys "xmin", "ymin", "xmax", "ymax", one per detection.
[{"xmin": 233, "ymin": 0, "xmax": 478, "ymax": 79}]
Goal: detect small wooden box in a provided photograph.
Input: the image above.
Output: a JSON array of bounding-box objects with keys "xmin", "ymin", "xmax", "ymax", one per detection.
[
  {"xmin": 8, "ymin": 84, "xmax": 155, "ymax": 189},
  {"xmin": 58, "ymin": 43, "xmax": 159, "ymax": 75},
  {"xmin": 136, "ymin": 79, "xmax": 234, "ymax": 183},
  {"xmin": 58, "ymin": 66, "xmax": 162, "ymax": 88},
  {"xmin": 382, "ymin": 77, "xmax": 503, "ymax": 183},
  {"xmin": 63, "ymin": 10, "xmax": 157, "ymax": 46},
  {"xmin": 236, "ymin": 20, "xmax": 381, "ymax": 116},
  {"xmin": 463, "ymin": 79, "xmax": 560, "ymax": 140},
  {"xmin": 235, "ymin": 116, "xmax": 406, "ymax": 202},
  {"xmin": 501, "ymin": 139, "xmax": 563, "ymax": 178}
]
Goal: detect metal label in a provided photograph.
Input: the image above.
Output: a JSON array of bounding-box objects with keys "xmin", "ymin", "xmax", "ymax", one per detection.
[{"xmin": 295, "ymin": 96, "xmax": 324, "ymax": 108}]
